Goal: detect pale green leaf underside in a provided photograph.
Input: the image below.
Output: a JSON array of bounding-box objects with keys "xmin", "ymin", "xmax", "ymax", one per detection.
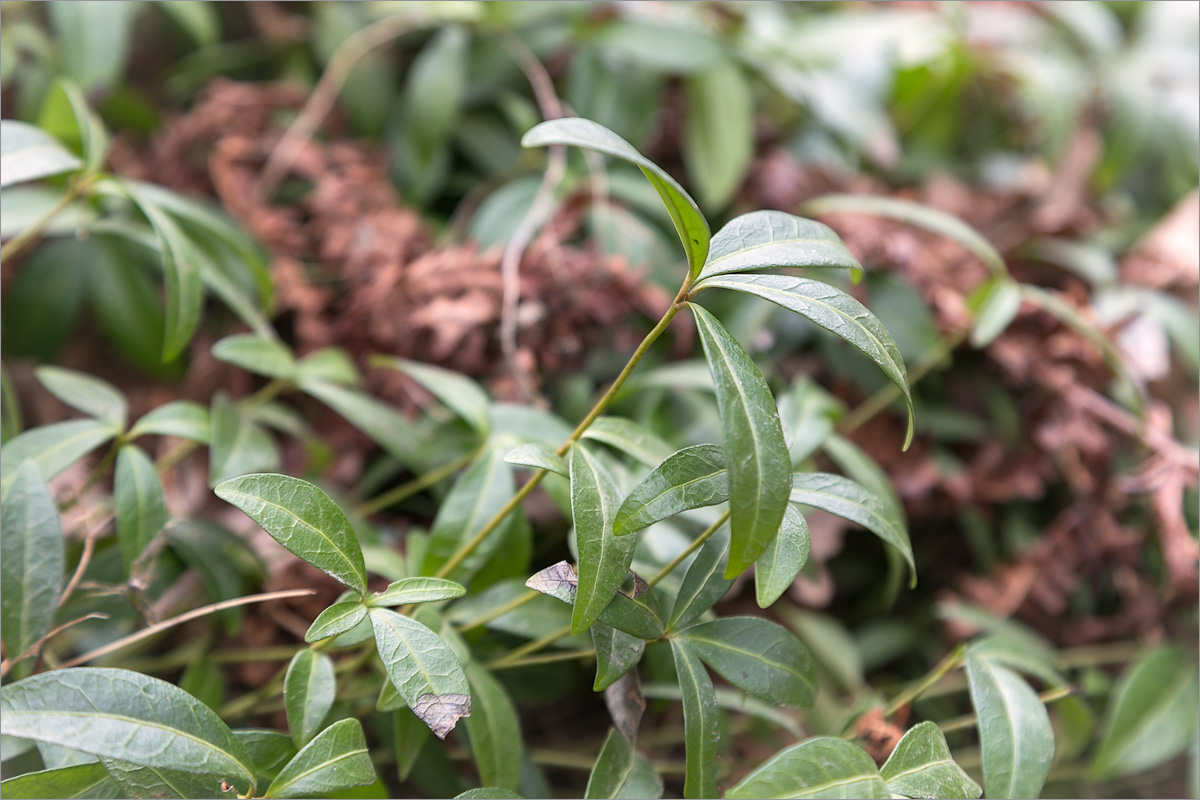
[
  {"xmin": 0, "ymin": 120, "xmax": 82, "ymax": 187},
  {"xmin": 35, "ymin": 366, "xmax": 126, "ymax": 430},
  {"xmin": 694, "ymin": 273, "xmax": 914, "ymax": 448},
  {"xmin": 372, "ymin": 356, "xmax": 491, "ymax": 437},
  {"xmin": 523, "ymin": 117, "xmax": 710, "ymax": 279},
  {"xmin": 696, "ymin": 210, "xmax": 860, "ymax": 283},
  {"xmin": 581, "ymin": 416, "xmax": 674, "ymax": 468},
  {"xmin": 504, "ymin": 442, "xmax": 567, "ymax": 476},
  {"xmin": 305, "ymin": 602, "xmax": 368, "ymax": 643},
  {"xmin": 284, "ymin": 650, "xmax": 335, "ymax": 749},
  {"xmin": 367, "ymin": 577, "xmax": 466, "ymax": 607},
  {"xmin": 965, "ymin": 657, "xmax": 1054, "ymax": 800}
]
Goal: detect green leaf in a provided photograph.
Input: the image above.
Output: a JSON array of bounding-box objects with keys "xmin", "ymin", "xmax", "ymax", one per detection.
[
  {"xmin": 880, "ymin": 721, "xmax": 982, "ymax": 799},
  {"xmin": 120, "ymin": 181, "xmax": 205, "ymax": 361},
  {"xmin": 689, "ymin": 304, "xmax": 791, "ymax": 577},
  {"xmin": 1090, "ymin": 646, "xmax": 1200, "ymax": 782},
  {"xmin": 504, "ymin": 443, "xmax": 567, "ymax": 477},
  {"xmin": 393, "ymin": 709, "xmax": 429, "ymax": 781},
  {"xmin": 37, "ymin": 77, "xmax": 109, "ymax": 173},
  {"xmin": 296, "ymin": 349, "xmax": 359, "ymax": 386},
  {"xmin": 591, "ymin": 623, "xmax": 645, "ymax": 692},
  {"xmin": 969, "ymin": 278, "xmax": 1022, "ymax": 349},
  {"xmin": 614, "ymin": 444, "xmax": 728, "ymax": 535},
  {"xmin": 523, "ymin": 118, "xmax": 710, "ymax": 279},
  {"xmin": 0, "ymin": 668, "xmax": 256, "ymax": 793},
  {"xmin": 47, "ymin": 1, "xmax": 137, "ymax": 94},
  {"xmin": 34, "ymin": 366, "xmax": 126, "ymax": 431},
  {"xmin": 234, "ymin": 730, "xmax": 296, "ymax": 788},
  {"xmin": 695, "ymin": 274, "xmax": 914, "ymax": 448},
  {"xmin": 726, "ymin": 737, "xmax": 888, "ymax": 799},
  {"xmin": 166, "ymin": 520, "xmax": 263, "ymax": 635},
  {"xmin": 371, "ymin": 356, "xmax": 490, "ymax": 437},
  {"xmin": 215, "ymin": 473, "xmax": 368, "ymax": 594},
  {"xmin": 753, "ymin": 504, "xmax": 810, "ymax": 608},
  {"xmin": 209, "ymin": 392, "xmax": 280, "ymax": 486},
  {"xmin": 0, "ymin": 419, "xmax": 116, "ymax": 496},
  {"xmin": 0, "ymin": 121, "xmax": 82, "ymax": 187},
  {"xmin": 667, "ymin": 525, "xmax": 733, "ymax": 630},
  {"xmin": 0, "ymin": 763, "xmax": 118, "ymax": 799},
  {"xmin": 670, "ymin": 640, "xmax": 718, "ymax": 800},
  {"xmin": 422, "ymin": 448, "xmax": 515, "ymax": 582},
  {"xmin": 369, "ymin": 608, "xmax": 471, "ymax": 739},
  {"xmin": 802, "ymin": 194, "xmax": 1008, "ymax": 279},
  {"xmin": 284, "ymin": 650, "xmax": 336, "ymax": 749},
  {"xmin": 99, "ymin": 758, "xmax": 235, "ymax": 799},
  {"xmin": 367, "ymin": 577, "xmax": 467, "ymax": 607},
  {"xmin": 790, "ymin": 472, "xmax": 914, "ymax": 585},
  {"xmin": 526, "ymin": 562, "xmax": 664, "ymax": 641},
  {"xmin": 264, "ymin": 719, "xmax": 375, "ymax": 799},
  {"xmin": 455, "ymin": 790, "xmax": 523, "ymax": 800},
  {"xmin": 581, "ymin": 417, "xmax": 674, "ymax": 468},
  {"xmin": 2, "ymin": 236, "xmax": 88, "ymax": 361},
  {"xmin": 675, "ymin": 616, "xmax": 815, "ymax": 707},
  {"xmin": 129, "ymin": 400, "xmax": 210, "ymax": 443},
  {"xmin": 464, "ymin": 661, "xmax": 523, "ymax": 791},
  {"xmin": 213, "ymin": 334, "xmax": 296, "ymax": 380},
  {"xmin": 395, "ymin": 25, "xmax": 469, "ymax": 202},
  {"xmin": 570, "ymin": 443, "xmax": 637, "ymax": 635},
  {"xmin": 305, "ymin": 602, "xmax": 368, "ymax": 644},
  {"xmin": 683, "ymin": 60, "xmax": 753, "ymax": 211},
  {"xmin": 1, "ymin": 461, "xmax": 64, "ymax": 657},
  {"xmin": 584, "ymin": 728, "xmax": 663, "ymax": 800},
  {"xmin": 964, "ymin": 657, "xmax": 1054, "ymax": 799},
  {"xmin": 695, "ymin": 210, "xmax": 860, "ymax": 283},
  {"xmin": 299, "ymin": 379, "xmax": 424, "ymax": 470},
  {"xmin": 113, "ymin": 444, "xmax": 167, "ymax": 572}
]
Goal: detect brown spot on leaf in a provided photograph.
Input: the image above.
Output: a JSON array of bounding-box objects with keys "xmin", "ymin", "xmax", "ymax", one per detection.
[{"xmin": 413, "ymin": 692, "xmax": 472, "ymax": 739}]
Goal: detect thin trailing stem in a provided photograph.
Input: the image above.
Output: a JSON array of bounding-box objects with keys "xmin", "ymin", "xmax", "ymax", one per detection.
[
  {"xmin": 489, "ymin": 649, "xmax": 596, "ymax": 670},
  {"xmin": 356, "ymin": 448, "xmax": 478, "ymax": 517},
  {"xmin": 456, "ymin": 588, "xmax": 538, "ymax": 633},
  {"xmin": 486, "ymin": 623, "xmax": 573, "ymax": 668},
  {"xmin": 0, "ymin": 176, "xmax": 87, "ymax": 262},
  {"xmin": 883, "ymin": 643, "xmax": 967, "ymax": 718},
  {"xmin": 647, "ymin": 510, "xmax": 731, "ymax": 589},
  {"xmin": 938, "ymin": 685, "xmax": 1076, "ymax": 733}
]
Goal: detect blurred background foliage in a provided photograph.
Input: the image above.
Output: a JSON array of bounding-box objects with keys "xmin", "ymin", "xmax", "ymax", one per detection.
[{"xmin": 1, "ymin": 1, "xmax": 1197, "ymax": 797}]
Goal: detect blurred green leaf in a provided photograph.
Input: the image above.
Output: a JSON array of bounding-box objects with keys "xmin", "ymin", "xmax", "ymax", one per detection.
[
  {"xmin": 129, "ymin": 401, "xmax": 210, "ymax": 443},
  {"xmin": 34, "ymin": 366, "xmax": 125, "ymax": 431},
  {"xmin": 114, "ymin": 444, "xmax": 167, "ymax": 572},
  {"xmin": 0, "ymin": 121, "xmax": 81, "ymax": 187},
  {"xmin": 208, "ymin": 393, "xmax": 279, "ymax": 485},
  {"xmin": 422, "ymin": 448, "xmax": 515, "ymax": 583},
  {"xmin": 969, "ymin": 278, "xmax": 1022, "ymax": 348},
  {"xmin": 0, "ymin": 419, "xmax": 115, "ymax": 496},
  {"xmin": 299, "ymin": 380, "xmax": 425, "ymax": 470},
  {"xmin": 213, "ymin": 335, "xmax": 296, "ymax": 380},
  {"xmin": 47, "ymin": 1, "xmax": 138, "ymax": 94},
  {"xmin": 581, "ymin": 417, "xmax": 674, "ymax": 468},
  {"xmin": 372, "ymin": 356, "xmax": 490, "ymax": 437},
  {"xmin": 2, "ymin": 237, "xmax": 88, "ymax": 361},
  {"xmin": 464, "ymin": 660, "xmax": 523, "ymax": 791},
  {"xmin": 395, "ymin": 25, "xmax": 469, "ymax": 202},
  {"xmin": 37, "ymin": 78, "xmax": 108, "ymax": 173},
  {"xmin": 503, "ymin": 443, "xmax": 566, "ymax": 477},
  {"xmin": 684, "ymin": 60, "xmax": 753, "ymax": 210},
  {"xmin": 234, "ymin": 730, "xmax": 296, "ymax": 787},
  {"xmin": 1, "ymin": 461, "xmax": 64, "ymax": 657}
]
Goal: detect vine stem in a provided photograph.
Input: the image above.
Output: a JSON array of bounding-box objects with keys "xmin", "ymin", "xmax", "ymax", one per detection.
[
  {"xmin": 647, "ymin": 510, "xmax": 730, "ymax": 588},
  {"xmin": 356, "ymin": 447, "xmax": 478, "ymax": 517},
  {"xmin": 883, "ymin": 643, "xmax": 967, "ymax": 717},
  {"xmin": 0, "ymin": 177, "xmax": 86, "ymax": 262},
  {"xmin": 433, "ymin": 296, "xmax": 686, "ymax": 581}
]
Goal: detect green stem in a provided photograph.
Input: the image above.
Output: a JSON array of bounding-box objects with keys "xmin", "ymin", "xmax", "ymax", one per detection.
[
  {"xmin": 0, "ymin": 177, "xmax": 86, "ymax": 262},
  {"xmin": 356, "ymin": 448, "xmax": 478, "ymax": 517},
  {"xmin": 486, "ymin": 623, "xmax": 573, "ymax": 668},
  {"xmin": 884, "ymin": 643, "xmax": 967, "ymax": 717},
  {"xmin": 434, "ymin": 298, "xmax": 685, "ymax": 580},
  {"xmin": 939, "ymin": 685, "xmax": 1075, "ymax": 733},
  {"xmin": 647, "ymin": 510, "xmax": 731, "ymax": 589},
  {"xmin": 489, "ymin": 649, "xmax": 596, "ymax": 670},
  {"xmin": 58, "ymin": 439, "xmax": 123, "ymax": 512},
  {"xmin": 456, "ymin": 589, "xmax": 538, "ymax": 633}
]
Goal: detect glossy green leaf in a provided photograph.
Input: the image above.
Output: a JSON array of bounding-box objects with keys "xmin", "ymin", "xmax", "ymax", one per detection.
[
  {"xmin": 592, "ymin": 623, "xmax": 645, "ymax": 692},
  {"xmin": 114, "ymin": 444, "xmax": 167, "ymax": 572},
  {"xmin": 690, "ymin": 304, "xmax": 791, "ymax": 577},
  {"xmin": 523, "ymin": 117, "xmax": 710, "ymax": 279},
  {"xmin": 305, "ymin": 602, "xmax": 368, "ymax": 644},
  {"xmin": 584, "ymin": 728, "xmax": 663, "ymax": 800},
  {"xmin": 371, "ymin": 356, "xmax": 490, "ymax": 436},
  {"xmin": 695, "ymin": 274, "xmax": 914, "ymax": 448},
  {"xmin": 464, "ymin": 660, "xmax": 523, "ymax": 791},
  {"xmin": 670, "ymin": 640, "xmax": 719, "ymax": 799},
  {"xmin": 0, "ymin": 762, "xmax": 118, "ymax": 799},
  {"xmin": 0, "ymin": 461, "xmax": 64, "ymax": 657},
  {"xmin": 37, "ymin": 77, "xmax": 109, "ymax": 173},
  {"xmin": 581, "ymin": 417, "xmax": 674, "ymax": 468},
  {"xmin": 0, "ymin": 419, "xmax": 116, "ymax": 496},
  {"xmin": 99, "ymin": 758, "xmax": 235, "ymax": 799},
  {"xmin": 367, "ymin": 577, "xmax": 467, "ymax": 607},
  {"xmin": 614, "ymin": 444, "xmax": 728, "ymax": 535},
  {"xmin": 727, "ymin": 737, "xmax": 888, "ymax": 799},
  {"xmin": 675, "ymin": 616, "xmax": 815, "ymax": 707},
  {"xmin": 0, "ymin": 668, "xmax": 255, "ymax": 793},
  {"xmin": 35, "ymin": 366, "xmax": 126, "ymax": 431},
  {"xmin": 969, "ymin": 278, "xmax": 1022, "ymax": 349},
  {"xmin": 215, "ymin": 473, "xmax": 368, "ymax": 595},
  {"xmin": 1090, "ymin": 646, "xmax": 1199, "ymax": 781},
  {"xmin": 299, "ymin": 380, "xmax": 424, "ymax": 470},
  {"xmin": 696, "ymin": 210, "xmax": 860, "ymax": 283},
  {"xmin": 683, "ymin": 60, "xmax": 753, "ymax": 210},
  {"xmin": 570, "ymin": 444, "xmax": 637, "ymax": 635},
  {"xmin": 668, "ymin": 525, "xmax": 733, "ymax": 630},
  {"xmin": 284, "ymin": 650, "xmax": 336, "ymax": 749},
  {"xmin": 754, "ymin": 504, "xmax": 810, "ymax": 608},
  {"xmin": 803, "ymin": 194, "xmax": 1008, "ymax": 278},
  {"xmin": 213, "ymin": 334, "xmax": 296, "ymax": 380},
  {"xmin": 369, "ymin": 608, "xmax": 471, "ymax": 739},
  {"xmin": 791, "ymin": 472, "xmax": 914, "ymax": 584},
  {"xmin": 965, "ymin": 657, "xmax": 1054, "ymax": 799},
  {"xmin": 264, "ymin": 719, "xmax": 375, "ymax": 799},
  {"xmin": 208, "ymin": 392, "xmax": 279, "ymax": 486},
  {"xmin": 129, "ymin": 400, "xmax": 210, "ymax": 443},
  {"xmin": 880, "ymin": 721, "xmax": 982, "ymax": 799},
  {"xmin": 0, "ymin": 121, "xmax": 82, "ymax": 187},
  {"xmin": 422, "ymin": 448, "xmax": 515, "ymax": 582},
  {"xmin": 504, "ymin": 443, "xmax": 567, "ymax": 477}
]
